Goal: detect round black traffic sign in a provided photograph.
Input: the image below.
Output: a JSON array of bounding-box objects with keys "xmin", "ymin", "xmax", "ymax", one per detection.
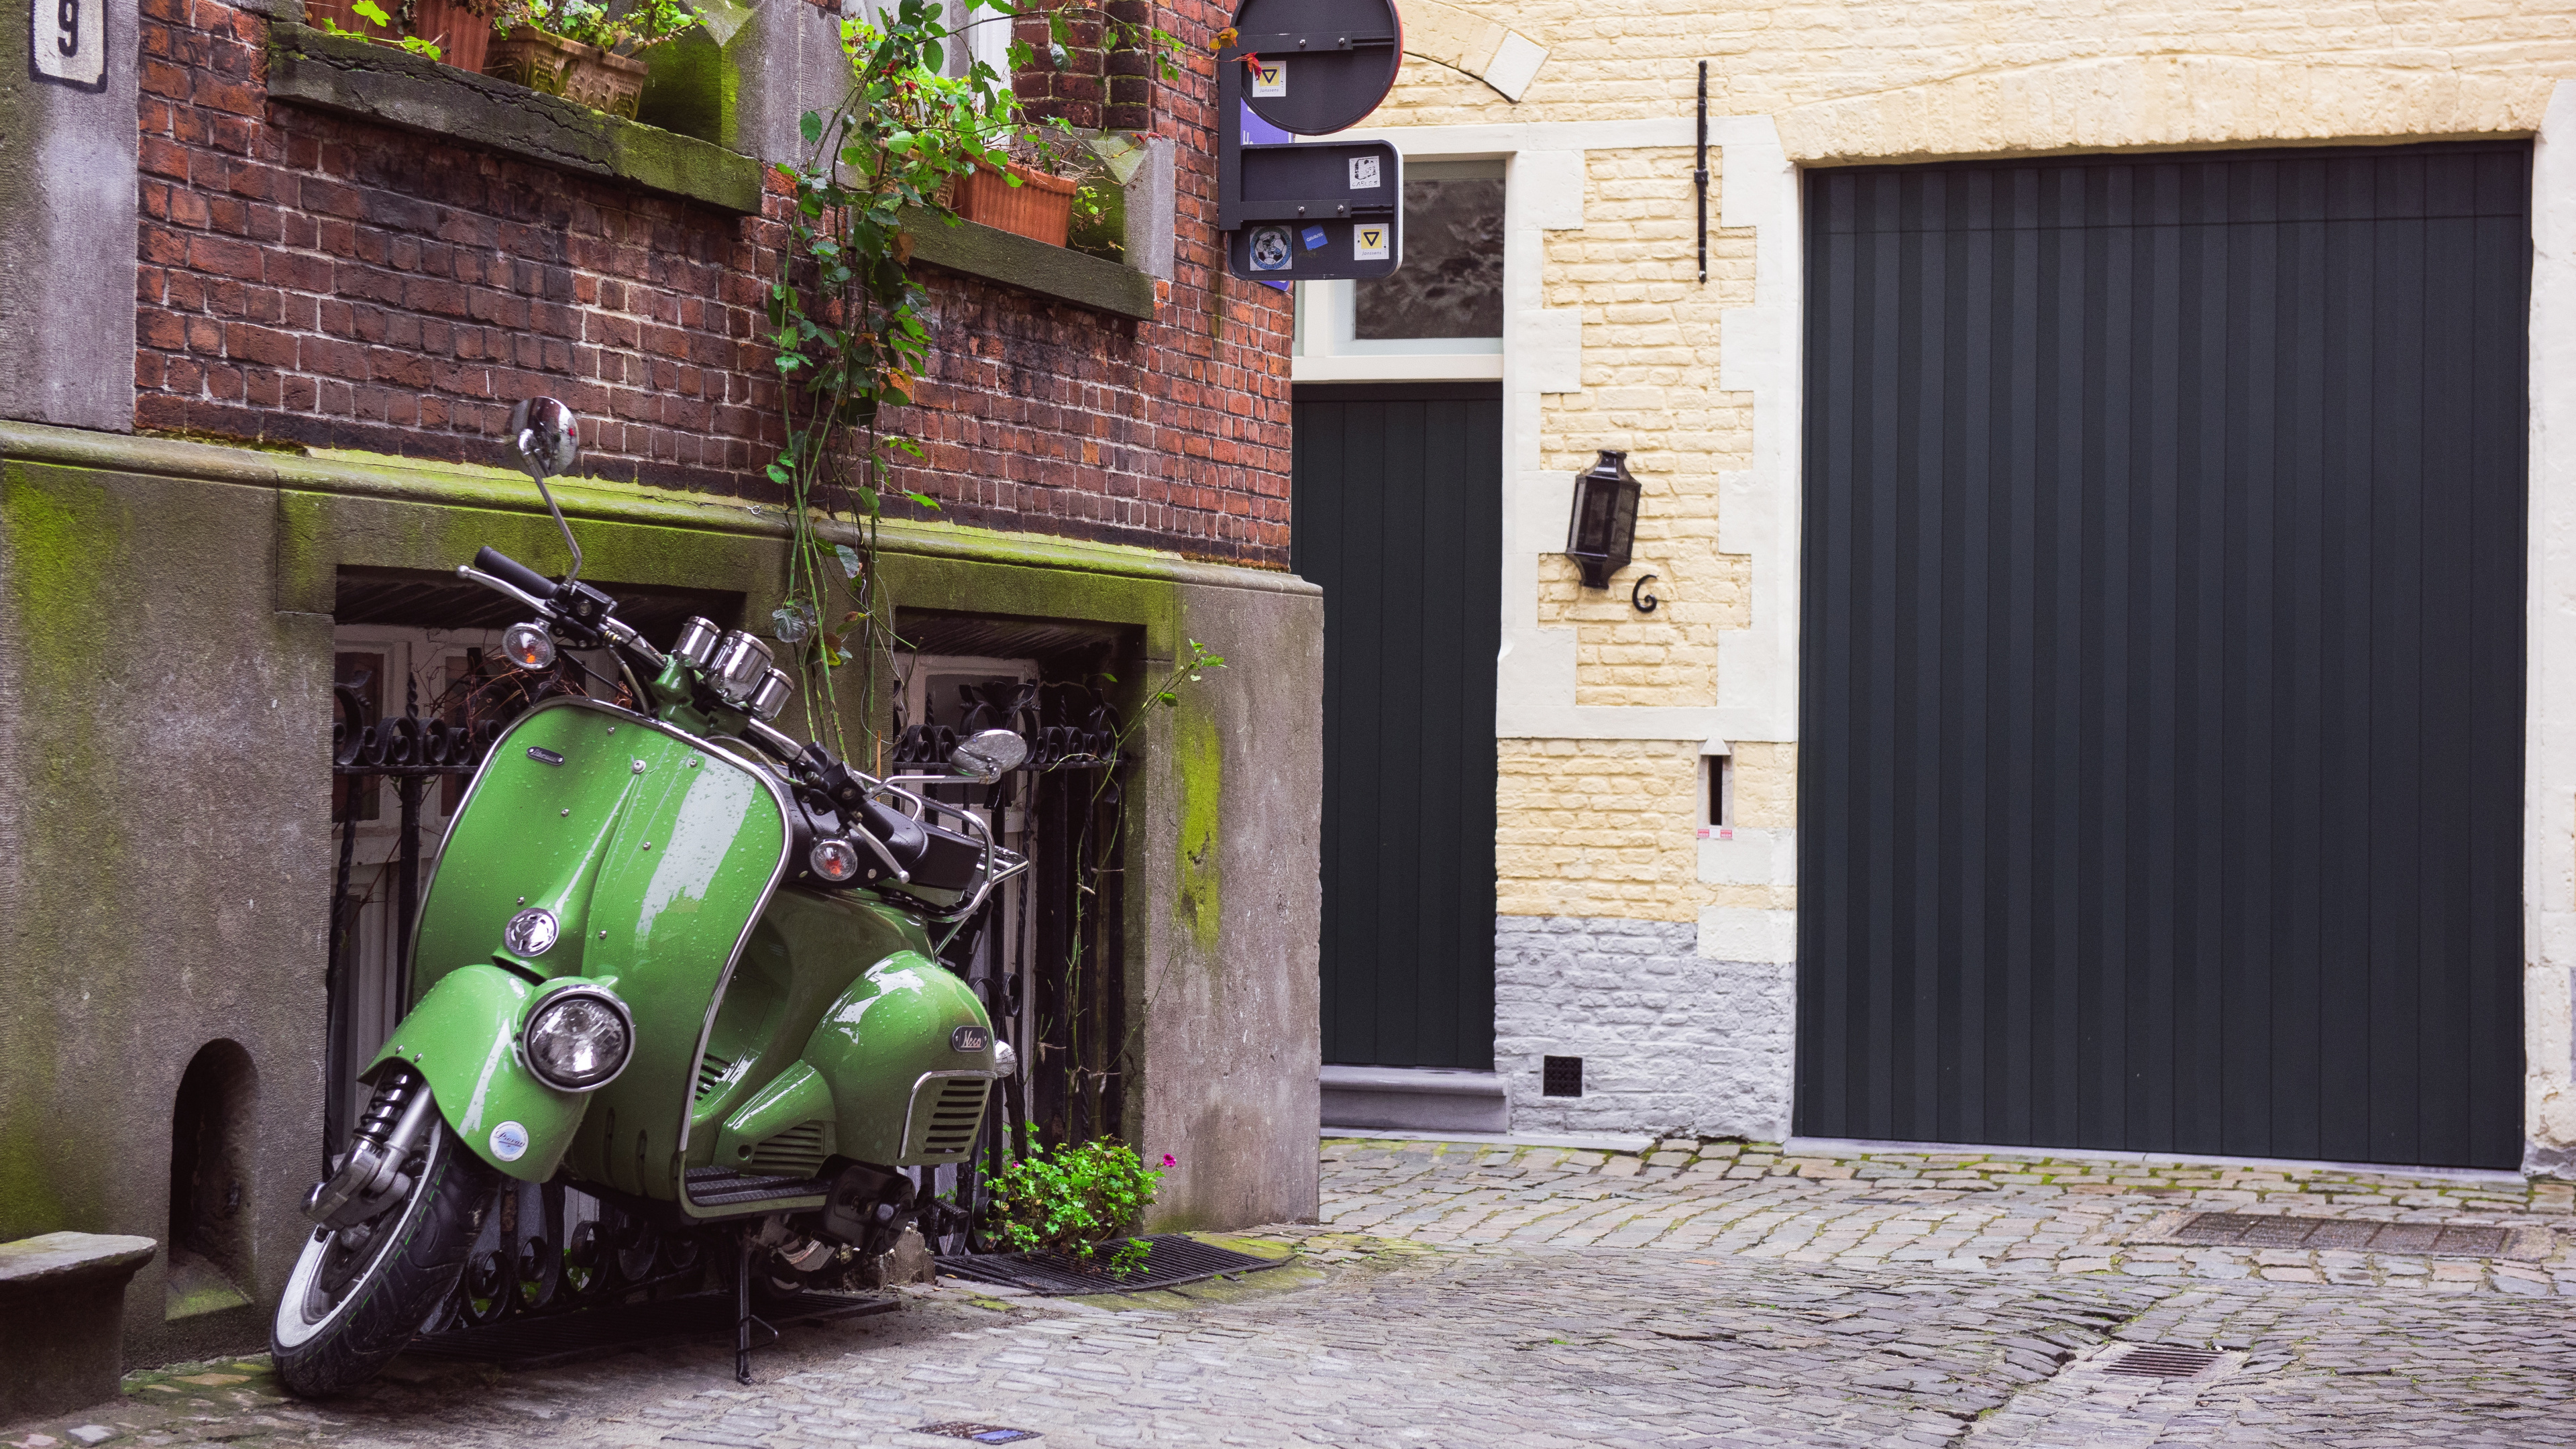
[{"xmin": 1229, "ymin": 0, "xmax": 1403, "ymax": 136}]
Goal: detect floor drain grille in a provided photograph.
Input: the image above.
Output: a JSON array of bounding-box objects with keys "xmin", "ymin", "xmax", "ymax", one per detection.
[
  {"xmin": 2105, "ymin": 1344, "xmax": 2222, "ymax": 1379},
  {"xmin": 938, "ymin": 1234, "xmax": 1285, "ymax": 1296},
  {"xmin": 914, "ymin": 1424, "xmax": 1040, "ymax": 1443},
  {"xmin": 2169, "ymin": 1212, "xmax": 2509, "ymax": 1256}
]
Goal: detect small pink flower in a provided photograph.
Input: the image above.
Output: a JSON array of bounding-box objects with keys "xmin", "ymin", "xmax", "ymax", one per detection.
[{"xmin": 1160, "ymin": 1154, "xmax": 1177, "ymax": 1169}]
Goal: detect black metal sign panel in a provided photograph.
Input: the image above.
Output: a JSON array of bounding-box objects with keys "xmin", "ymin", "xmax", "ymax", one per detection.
[
  {"xmin": 1228, "ymin": 0, "xmax": 1401, "ymax": 136},
  {"xmin": 1223, "ymin": 138, "xmax": 1399, "ymax": 227},
  {"xmin": 1228, "ymin": 215, "xmax": 1399, "ymax": 282}
]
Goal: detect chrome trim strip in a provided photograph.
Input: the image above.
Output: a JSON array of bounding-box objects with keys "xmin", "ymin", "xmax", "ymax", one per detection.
[{"xmin": 899, "ymin": 1069, "xmax": 999, "ymax": 1161}]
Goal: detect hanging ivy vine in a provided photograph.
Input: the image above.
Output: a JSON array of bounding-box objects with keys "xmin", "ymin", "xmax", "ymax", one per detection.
[{"xmin": 763, "ymin": 0, "xmax": 1184, "ymax": 765}]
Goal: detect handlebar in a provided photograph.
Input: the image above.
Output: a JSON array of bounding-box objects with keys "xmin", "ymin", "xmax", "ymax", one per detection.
[{"xmin": 474, "ymin": 547, "xmax": 557, "ymax": 600}]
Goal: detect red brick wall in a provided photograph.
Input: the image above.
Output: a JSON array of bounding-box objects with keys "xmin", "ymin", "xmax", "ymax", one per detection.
[{"xmin": 134, "ymin": 0, "xmax": 1292, "ymax": 567}]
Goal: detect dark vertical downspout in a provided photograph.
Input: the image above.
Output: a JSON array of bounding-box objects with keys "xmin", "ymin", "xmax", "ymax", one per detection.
[
  {"xmin": 1695, "ymin": 60, "xmax": 1709, "ymax": 286},
  {"xmin": 395, "ymin": 676, "xmax": 421, "ymax": 1014}
]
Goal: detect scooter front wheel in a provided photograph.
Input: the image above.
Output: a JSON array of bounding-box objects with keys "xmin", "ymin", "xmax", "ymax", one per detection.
[{"xmin": 272, "ymin": 1112, "xmax": 494, "ymax": 1396}]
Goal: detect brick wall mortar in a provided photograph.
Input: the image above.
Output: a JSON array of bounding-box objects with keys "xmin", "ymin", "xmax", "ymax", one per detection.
[{"xmin": 133, "ymin": 0, "xmax": 1290, "ymax": 565}]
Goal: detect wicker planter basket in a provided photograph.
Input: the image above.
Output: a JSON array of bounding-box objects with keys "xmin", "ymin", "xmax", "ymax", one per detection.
[
  {"xmin": 955, "ymin": 161, "xmax": 1079, "ymax": 248},
  {"xmin": 484, "ymin": 25, "xmax": 582, "ymax": 95}
]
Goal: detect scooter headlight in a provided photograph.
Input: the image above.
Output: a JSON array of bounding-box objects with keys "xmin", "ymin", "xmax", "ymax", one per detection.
[
  {"xmin": 502, "ymin": 621, "xmax": 556, "ymax": 672},
  {"xmin": 522, "ymin": 987, "xmax": 633, "ymax": 1092},
  {"xmin": 810, "ymin": 837, "xmax": 861, "ymax": 883}
]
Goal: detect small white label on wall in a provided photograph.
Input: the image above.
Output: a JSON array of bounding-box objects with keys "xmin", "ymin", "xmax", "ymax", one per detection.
[
  {"xmin": 1251, "ymin": 58, "xmax": 1286, "ymax": 97},
  {"xmin": 31, "ymin": 0, "xmax": 107, "ymax": 88}
]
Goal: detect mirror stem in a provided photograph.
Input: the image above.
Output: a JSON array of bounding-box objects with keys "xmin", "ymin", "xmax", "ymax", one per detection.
[{"xmin": 529, "ymin": 471, "xmax": 585, "ymax": 588}]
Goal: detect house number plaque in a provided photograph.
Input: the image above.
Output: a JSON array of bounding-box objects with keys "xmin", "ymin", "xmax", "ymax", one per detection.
[{"xmin": 30, "ymin": 0, "xmax": 107, "ymax": 90}]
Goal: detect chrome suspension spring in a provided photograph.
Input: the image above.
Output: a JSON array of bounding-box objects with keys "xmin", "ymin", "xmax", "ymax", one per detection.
[{"xmin": 352, "ymin": 1070, "xmax": 416, "ymax": 1148}]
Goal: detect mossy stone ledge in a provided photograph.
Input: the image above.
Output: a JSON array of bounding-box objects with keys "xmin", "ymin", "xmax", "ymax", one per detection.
[{"xmin": 264, "ymin": 21, "xmax": 765, "ymax": 215}]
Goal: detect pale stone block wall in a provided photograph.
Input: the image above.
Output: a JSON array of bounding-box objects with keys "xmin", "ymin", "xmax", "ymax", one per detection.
[{"xmin": 1360, "ymin": 0, "xmax": 2576, "ymax": 1152}]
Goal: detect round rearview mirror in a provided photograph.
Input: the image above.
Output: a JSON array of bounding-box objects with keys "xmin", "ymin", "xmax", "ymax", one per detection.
[
  {"xmin": 508, "ymin": 396, "xmax": 580, "ymax": 482},
  {"xmin": 949, "ymin": 728, "xmax": 1029, "ymax": 780}
]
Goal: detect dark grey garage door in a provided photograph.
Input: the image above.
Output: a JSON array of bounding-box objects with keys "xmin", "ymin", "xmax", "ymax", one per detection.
[{"xmin": 1796, "ymin": 143, "xmax": 2530, "ymax": 1168}]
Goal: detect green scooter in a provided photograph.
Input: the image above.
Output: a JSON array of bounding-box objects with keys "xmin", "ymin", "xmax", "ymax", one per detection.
[{"xmin": 272, "ymin": 398, "xmax": 1028, "ymax": 1395}]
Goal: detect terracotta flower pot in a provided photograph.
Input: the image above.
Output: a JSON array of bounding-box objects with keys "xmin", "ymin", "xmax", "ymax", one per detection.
[{"xmin": 955, "ymin": 160, "xmax": 1079, "ymax": 248}]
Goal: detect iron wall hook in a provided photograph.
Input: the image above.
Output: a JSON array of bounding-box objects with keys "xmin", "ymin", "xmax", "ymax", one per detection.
[{"xmin": 1631, "ymin": 574, "xmax": 1660, "ymax": 613}]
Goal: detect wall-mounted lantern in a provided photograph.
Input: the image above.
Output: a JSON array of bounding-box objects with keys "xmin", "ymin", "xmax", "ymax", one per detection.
[{"xmin": 1564, "ymin": 449, "xmax": 1640, "ymax": 589}]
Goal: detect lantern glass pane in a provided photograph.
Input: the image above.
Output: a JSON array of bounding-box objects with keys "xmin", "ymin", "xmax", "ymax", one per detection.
[{"xmin": 1572, "ymin": 478, "xmax": 1619, "ymax": 553}]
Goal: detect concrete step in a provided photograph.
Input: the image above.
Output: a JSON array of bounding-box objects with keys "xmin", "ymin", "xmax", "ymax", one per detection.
[{"xmin": 1321, "ymin": 1065, "xmax": 1509, "ymax": 1134}]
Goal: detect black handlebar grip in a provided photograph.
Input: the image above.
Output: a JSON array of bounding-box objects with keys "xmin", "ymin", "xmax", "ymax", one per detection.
[{"xmin": 475, "ymin": 546, "xmax": 558, "ymax": 600}]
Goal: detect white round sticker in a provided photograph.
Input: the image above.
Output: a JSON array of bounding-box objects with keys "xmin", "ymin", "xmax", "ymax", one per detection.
[{"xmin": 489, "ymin": 1121, "xmax": 529, "ymax": 1162}]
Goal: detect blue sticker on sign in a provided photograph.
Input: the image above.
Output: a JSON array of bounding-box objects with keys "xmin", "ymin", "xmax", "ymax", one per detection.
[{"xmin": 1301, "ymin": 225, "xmax": 1330, "ymax": 250}]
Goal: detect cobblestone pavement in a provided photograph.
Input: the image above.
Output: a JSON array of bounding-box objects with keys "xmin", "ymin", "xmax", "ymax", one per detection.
[
  {"xmin": 9, "ymin": 1137, "xmax": 2575, "ymax": 1449},
  {"xmin": 1318, "ymin": 1136, "xmax": 2576, "ymax": 1295}
]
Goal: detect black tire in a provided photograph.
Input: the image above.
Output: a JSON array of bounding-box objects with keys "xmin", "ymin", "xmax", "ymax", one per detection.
[{"xmin": 272, "ymin": 1116, "xmax": 496, "ymax": 1397}]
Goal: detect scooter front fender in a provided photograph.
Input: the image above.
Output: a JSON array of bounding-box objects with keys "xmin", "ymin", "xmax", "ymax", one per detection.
[{"xmin": 368, "ymin": 963, "xmax": 589, "ymax": 1183}]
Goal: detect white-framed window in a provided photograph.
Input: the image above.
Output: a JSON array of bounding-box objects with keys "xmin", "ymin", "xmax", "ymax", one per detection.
[{"xmin": 1296, "ymin": 158, "xmax": 1506, "ymax": 365}]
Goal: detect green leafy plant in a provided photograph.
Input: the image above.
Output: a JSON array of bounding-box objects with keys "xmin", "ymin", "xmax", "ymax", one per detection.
[
  {"xmin": 316, "ymin": 0, "xmax": 445, "ymax": 60},
  {"xmin": 982, "ymin": 1141, "xmax": 1172, "ymax": 1275},
  {"xmin": 492, "ymin": 0, "xmax": 698, "ymax": 50}
]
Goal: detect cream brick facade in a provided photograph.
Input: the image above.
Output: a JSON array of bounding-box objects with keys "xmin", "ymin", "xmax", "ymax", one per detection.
[{"xmin": 1301, "ymin": 0, "xmax": 2576, "ymax": 1165}]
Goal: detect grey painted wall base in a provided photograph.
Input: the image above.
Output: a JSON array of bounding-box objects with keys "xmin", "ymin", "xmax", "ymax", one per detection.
[
  {"xmin": 1495, "ymin": 916, "xmax": 1794, "ymax": 1142},
  {"xmin": 0, "ymin": 421, "xmax": 1320, "ymax": 1364},
  {"xmin": 1320, "ymin": 1065, "xmax": 1508, "ymax": 1133}
]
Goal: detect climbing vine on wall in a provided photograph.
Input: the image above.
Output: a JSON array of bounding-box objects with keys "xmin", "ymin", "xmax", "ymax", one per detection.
[{"xmin": 764, "ymin": 0, "xmax": 1183, "ymax": 762}]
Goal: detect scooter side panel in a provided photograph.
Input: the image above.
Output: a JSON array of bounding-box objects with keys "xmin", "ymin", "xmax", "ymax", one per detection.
[
  {"xmin": 679, "ymin": 890, "xmax": 926, "ymax": 1161},
  {"xmin": 404, "ymin": 696, "xmax": 792, "ymax": 1197},
  {"xmin": 802, "ymin": 950, "xmax": 1000, "ymax": 1165},
  {"xmin": 366, "ymin": 963, "xmax": 588, "ymax": 1182}
]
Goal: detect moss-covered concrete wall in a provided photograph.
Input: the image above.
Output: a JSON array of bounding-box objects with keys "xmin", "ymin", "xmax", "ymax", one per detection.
[{"xmin": 0, "ymin": 421, "xmax": 1321, "ymax": 1364}]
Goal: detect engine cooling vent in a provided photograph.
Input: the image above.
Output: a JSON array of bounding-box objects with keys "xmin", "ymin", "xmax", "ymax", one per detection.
[
  {"xmin": 743, "ymin": 1120, "xmax": 829, "ymax": 1177},
  {"xmin": 694, "ymin": 1053, "xmax": 733, "ymax": 1102},
  {"xmin": 904, "ymin": 1075, "xmax": 992, "ymax": 1162}
]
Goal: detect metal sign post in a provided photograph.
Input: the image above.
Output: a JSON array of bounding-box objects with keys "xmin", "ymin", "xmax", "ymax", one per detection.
[{"xmin": 1218, "ymin": 0, "xmax": 1406, "ymax": 284}]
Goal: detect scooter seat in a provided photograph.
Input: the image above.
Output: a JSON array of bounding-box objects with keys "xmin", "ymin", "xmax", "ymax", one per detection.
[{"xmin": 906, "ymin": 818, "xmax": 985, "ymax": 893}]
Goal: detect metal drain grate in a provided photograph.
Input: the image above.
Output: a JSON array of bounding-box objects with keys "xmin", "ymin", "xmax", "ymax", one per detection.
[
  {"xmin": 915, "ymin": 1425, "xmax": 1041, "ymax": 1444},
  {"xmin": 937, "ymin": 1234, "xmax": 1287, "ymax": 1296},
  {"xmin": 2105, "ymin": 1344, "xmax": 2222, "ymax": 1379},
  {"xmin": 2171, "ymin": 1212, "xmax": 2509, "ymax": 1257},
  {"xmin": 403, "ymin": 1290, "xmax": 894, "ymax": 1370}
]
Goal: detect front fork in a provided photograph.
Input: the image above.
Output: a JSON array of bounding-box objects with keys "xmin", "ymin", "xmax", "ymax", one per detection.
[{"xmin": 303, "ymin": 1067, "xmax": 437, "ymax": 1231}]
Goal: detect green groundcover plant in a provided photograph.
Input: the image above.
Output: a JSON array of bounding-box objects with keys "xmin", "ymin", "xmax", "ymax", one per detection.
[{"xmin": 981, "ymin": 1141, "xmax": 1173, "ymax": 1277}]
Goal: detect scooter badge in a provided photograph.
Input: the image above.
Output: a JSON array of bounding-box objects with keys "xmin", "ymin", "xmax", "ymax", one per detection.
[
  {"xmin": 489, "ymin": 1122, "xmax": 529, "ymax": 1161},
  {"xmin": 503, "ymin": 907, "xmax": 559, "ymax": 956}
]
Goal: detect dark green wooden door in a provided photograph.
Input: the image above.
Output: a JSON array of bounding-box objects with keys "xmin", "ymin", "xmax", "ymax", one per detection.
[{"xmin": 1293, "ymin": 383, "xmax": 1502, "ymax": 1068}]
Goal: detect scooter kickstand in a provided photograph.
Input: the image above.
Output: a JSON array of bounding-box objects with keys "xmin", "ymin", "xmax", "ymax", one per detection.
[{"xmin": 735, "ymin": 1232, "xmax": 754, "ymax": 1385}]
